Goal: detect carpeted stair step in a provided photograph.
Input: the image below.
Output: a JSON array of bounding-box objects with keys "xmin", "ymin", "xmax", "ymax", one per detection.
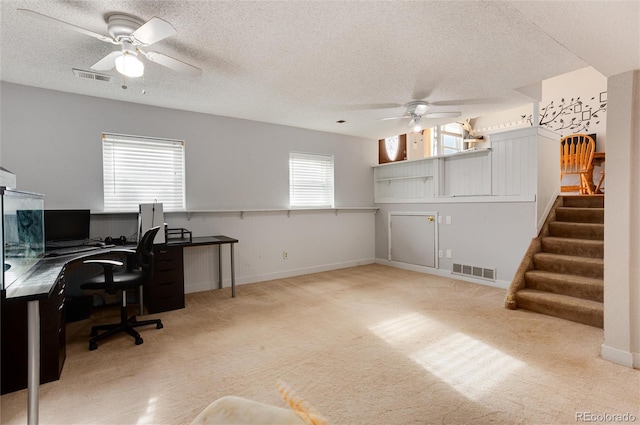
[
  {"xmin": 541, "ymin": 236, "xmax": 603, "ymax": 258},
  {"xmin": 555, "ymin": 207, "xmax": 604, "ymax": 224},
  {"xmin": 562, "ymin": 195, "xmax": 604, "ymax": 208},
  {"xmin": 548, "ymin": 221, "xmax": 604, "ymax": 240},
  {"xmin": 524, "ymin": 270, "xmax": 603, "ymax": 302},
  {"xmin": 515, "ymin": 289, "xmax": 603, "ymax": 328},
  {"xmin": 533, "ymin": 252, "xmax": 603, "ymax": 279}
]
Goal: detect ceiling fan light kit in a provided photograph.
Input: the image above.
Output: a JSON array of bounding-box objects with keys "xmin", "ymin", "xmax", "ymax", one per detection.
[
  {"xmin": 115, "ymin": 50, "xmax": 144, "ymax": 78},
  {"xmin": 18, "ymin": 8, "xmax": 202, "ymax": 81},
  {"xmin": 409, "ymin": 116, "xmax": 423, "ymax": 132}
]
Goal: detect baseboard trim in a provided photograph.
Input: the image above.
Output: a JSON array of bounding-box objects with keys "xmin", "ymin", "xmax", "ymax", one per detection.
[
  {"xmin": 185, "ymin": 258, "xmax": 376, "ymax": 294},
  {"xmin": 375, "ymin": 258, "xmax": 510, "ymax": 289},
  {"xmin": 601, "ymin": 344, "xmax": 638, "ymax": 369}
]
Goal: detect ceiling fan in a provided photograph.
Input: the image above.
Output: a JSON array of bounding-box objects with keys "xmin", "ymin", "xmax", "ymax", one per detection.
[
  {"xmin": 379, "ymin": 100, "xmax": 462, "ymax": 132},
  {"xmin": 18, "ymin": 9, "xmax": 202, "ymax": 78}
]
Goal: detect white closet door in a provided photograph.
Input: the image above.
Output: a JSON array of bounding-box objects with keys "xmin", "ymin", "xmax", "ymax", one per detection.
[{"xmin": 390, "ymin": 214, "xmax": 436, "ymax": 268}]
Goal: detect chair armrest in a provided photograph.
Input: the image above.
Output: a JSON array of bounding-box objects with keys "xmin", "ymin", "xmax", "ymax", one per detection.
[
  {"xmin": 109, "ymin": 249, "xmax": 136, "ymax": 254},
  {"xmin": 84, "ymin": 259, "xmax": 124, "ymax": 267},
  {"xmin": 83, "ymin": 259, "xmax": 124, "ymax": 294},
  {"xmin": 106, "ymin": 249, "xmax": 138, "ymax": 271}
]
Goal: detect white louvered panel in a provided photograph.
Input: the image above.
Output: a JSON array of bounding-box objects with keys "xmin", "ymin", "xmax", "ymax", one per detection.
[
  {"xmin": 491, "ymin": 140, "xmax": 505, "ymax": 196},
  {"xmin": 492, "ymin": 137, "xmax": 517, "ymax": 196},
  {"xmin": 510, "ymin": 136, "xmax": 532, "ymax": 196},
  {"xmin": 376, "ymin": 176, "xmax": 435, "ymax": 201},
  {"xmin": 374, "ymin": 158, "xmax": 435, "ymax": 202},
  {"xmin": 491, "ymin": 129, "xmax": 538, "ymax": 197},
  {"xmin": 442, "ymin": 151, "xmax": 490, "ymax": 196}
]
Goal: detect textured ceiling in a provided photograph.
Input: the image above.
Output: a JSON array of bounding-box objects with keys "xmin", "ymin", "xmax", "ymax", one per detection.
[{"xmin": 1, "ymin": 1, "xmax": 638, "ymax": 139}]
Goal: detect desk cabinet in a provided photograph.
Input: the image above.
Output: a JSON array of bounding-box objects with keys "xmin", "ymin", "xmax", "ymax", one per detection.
[
  {"xmin": 1, "ymin": 276, "xmax": 66, "ymax": 394},
  {"xmin": 145, "ymin": 246, "xmax": 185, "ymax": 313}
]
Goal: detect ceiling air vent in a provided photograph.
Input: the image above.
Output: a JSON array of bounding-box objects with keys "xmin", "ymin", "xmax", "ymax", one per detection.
[{"xmin": 72, "ymin": 68, "xmax": 112, "ymax": 82}]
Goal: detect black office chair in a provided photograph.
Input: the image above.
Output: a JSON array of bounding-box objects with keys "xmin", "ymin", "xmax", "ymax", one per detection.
[{"xmin": 80, "ymin": 226, "xmax": 163, "ymax": 350}]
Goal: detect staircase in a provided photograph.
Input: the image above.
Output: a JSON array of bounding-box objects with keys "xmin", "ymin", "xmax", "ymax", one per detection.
[{"xmin": 507, "ymin": 195, "xmax": 604, "ymax": 328}]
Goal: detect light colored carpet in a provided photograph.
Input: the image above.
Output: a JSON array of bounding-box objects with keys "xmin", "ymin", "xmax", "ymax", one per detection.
[{"xmin": 1, "ymin": 264, "xmax": 638, "ymax": 424}]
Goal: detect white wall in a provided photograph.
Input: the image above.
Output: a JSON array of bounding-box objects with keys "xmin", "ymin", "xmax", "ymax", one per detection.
[
  {"xmin": 541, "ymin": 66, "xmax": 608, "ymax": 150},
  {"xmin": 0, "ymin": 82, "xmax": 378, "ymax": 291},
  {"xmin": 406, "ymin": 131, "xmax": 426, "ymax": 161},
  {"xmin": 602, "ymin": 70, "xmax": 640, "ymax": 369},
  {"xmin": 472, "ymin": 67, "xmax": 608, "ymax": 149},
  {"xmin": 0, "ymin": 83, "xmax": 375, "ymax": 210},
  {"xmin": 375, "ymin": 201, "xmax": 536, "ymax": 289}
]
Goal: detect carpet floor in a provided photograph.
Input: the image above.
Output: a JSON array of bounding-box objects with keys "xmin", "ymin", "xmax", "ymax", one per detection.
[{"xmin": 1, "ymin": 264, "xmax": 638, "ymax": 424}]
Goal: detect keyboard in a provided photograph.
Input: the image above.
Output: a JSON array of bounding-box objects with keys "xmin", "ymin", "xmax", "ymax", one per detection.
[{"xmin": 46, "ymin": 245, "xmax": 101, "ymax": 257}]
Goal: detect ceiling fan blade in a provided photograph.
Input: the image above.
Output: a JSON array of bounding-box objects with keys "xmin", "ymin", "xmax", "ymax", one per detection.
[
  {"xmin": 90, "ymin": 51, "xmax": 122, "ymax": 71},
  {"xmin": 142, "ymin": 51, "xmax": 202, "ymax": 76},
  {"xmin": 18, "ymin": 9, "xmax": 117, "ymax": 44},
  {"xmin": 424, "ymin": 111, "xmax": 462, "ymax": 119},
  {"xmin": 131, "ymin": 17, "xmax": 176, "ymax": 46}
]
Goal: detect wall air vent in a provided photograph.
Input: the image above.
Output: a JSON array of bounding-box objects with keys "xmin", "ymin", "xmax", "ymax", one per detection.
[
  {"xmin": 452, "ymin": 263, "xmax": 496, "ymax": 281},
  {"xmin": 72, "ymin": 68, "xmax": 112, "ymax": 82}
]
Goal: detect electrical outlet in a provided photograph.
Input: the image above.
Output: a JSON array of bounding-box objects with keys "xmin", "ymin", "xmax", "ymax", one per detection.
[
  {"xmin": 283, "ymin": 251, "xmax": 288, "ymax": 259},
  {"xmin": 446, "ymin": 216, "xmax": 452, "ymax": 225},
  {"xmin": 446, "ymin": 249, "xmax": 452, "ymax": 258}
]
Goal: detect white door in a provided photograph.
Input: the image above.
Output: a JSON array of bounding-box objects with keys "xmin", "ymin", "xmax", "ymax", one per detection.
[{"xmin": 389, "ymin": 213, "xmax": 437, "ymax": 268}]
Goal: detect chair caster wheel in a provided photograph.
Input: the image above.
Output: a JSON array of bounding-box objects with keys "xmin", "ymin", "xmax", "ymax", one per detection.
[
  {"xmin": 157, "ymin": 322, "xmax": 163, "ymax": 329},
  {"xmin": 135, "ymin": 337, "xmax": 143, "ymax": 345},
  {"xmin": 89, "ymin": 341, "xmax": 98, "ymax": 351}
]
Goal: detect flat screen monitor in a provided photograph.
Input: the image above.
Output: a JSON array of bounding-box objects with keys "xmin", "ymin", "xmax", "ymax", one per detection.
[{"xmin": 44, "ymin": 209, "xmax": 91, "ymax": 242}]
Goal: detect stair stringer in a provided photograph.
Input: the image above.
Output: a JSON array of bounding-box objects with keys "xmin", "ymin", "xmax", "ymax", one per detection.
[{"xmin": 505, "ymin": 196, "xmax": 563, "ymax": 309}]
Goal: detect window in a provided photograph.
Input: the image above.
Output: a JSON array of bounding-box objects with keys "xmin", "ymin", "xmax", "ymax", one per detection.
[
  {"xmin": 431, "ymin": 122, "xmax": 464, "ymax": 156},
  {"xmin": 102, "ymin": 133, "xmax": 185, "ymax": 211},
  {"xmin": 289, "ymin": 152, "xmax": 334, "ymax": 208},
  {"xmin": 385, "ymin": 135, "xmax": 399, "ymax": 160},
  {"xmin": 378, "ymin": 134, "xmax": 407, "ymax": 163}
]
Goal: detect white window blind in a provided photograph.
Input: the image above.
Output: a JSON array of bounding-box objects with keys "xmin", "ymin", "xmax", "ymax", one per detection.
[
  {"xmin": 102, "ymin": 133, "xmax": 185, "ymax": 211},
  {"xmin": 289, "ymin": 152, "xmax": 334, "ymax": 208}
]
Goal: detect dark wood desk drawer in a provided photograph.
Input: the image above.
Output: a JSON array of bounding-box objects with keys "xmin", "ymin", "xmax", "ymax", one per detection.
[
  {"xmin": 146, "ymin": 245, "xmax": 185, "ymax": 313},
  {"xmin": 1, "ymin": 276, "xmax": 66, "ymax": 394},
  {"xmin": 154, "ymin": 268, "xmax": 183, "ymax": 281},
  {"xmin": 153, "ymin": 280, "xmax": 184, "ymax": 298}
]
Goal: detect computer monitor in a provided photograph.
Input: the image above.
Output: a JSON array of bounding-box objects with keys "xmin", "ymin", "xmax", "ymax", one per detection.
[{"xmin": 44, "ymin": 209, "xmax": 91, "ymax": 242}]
